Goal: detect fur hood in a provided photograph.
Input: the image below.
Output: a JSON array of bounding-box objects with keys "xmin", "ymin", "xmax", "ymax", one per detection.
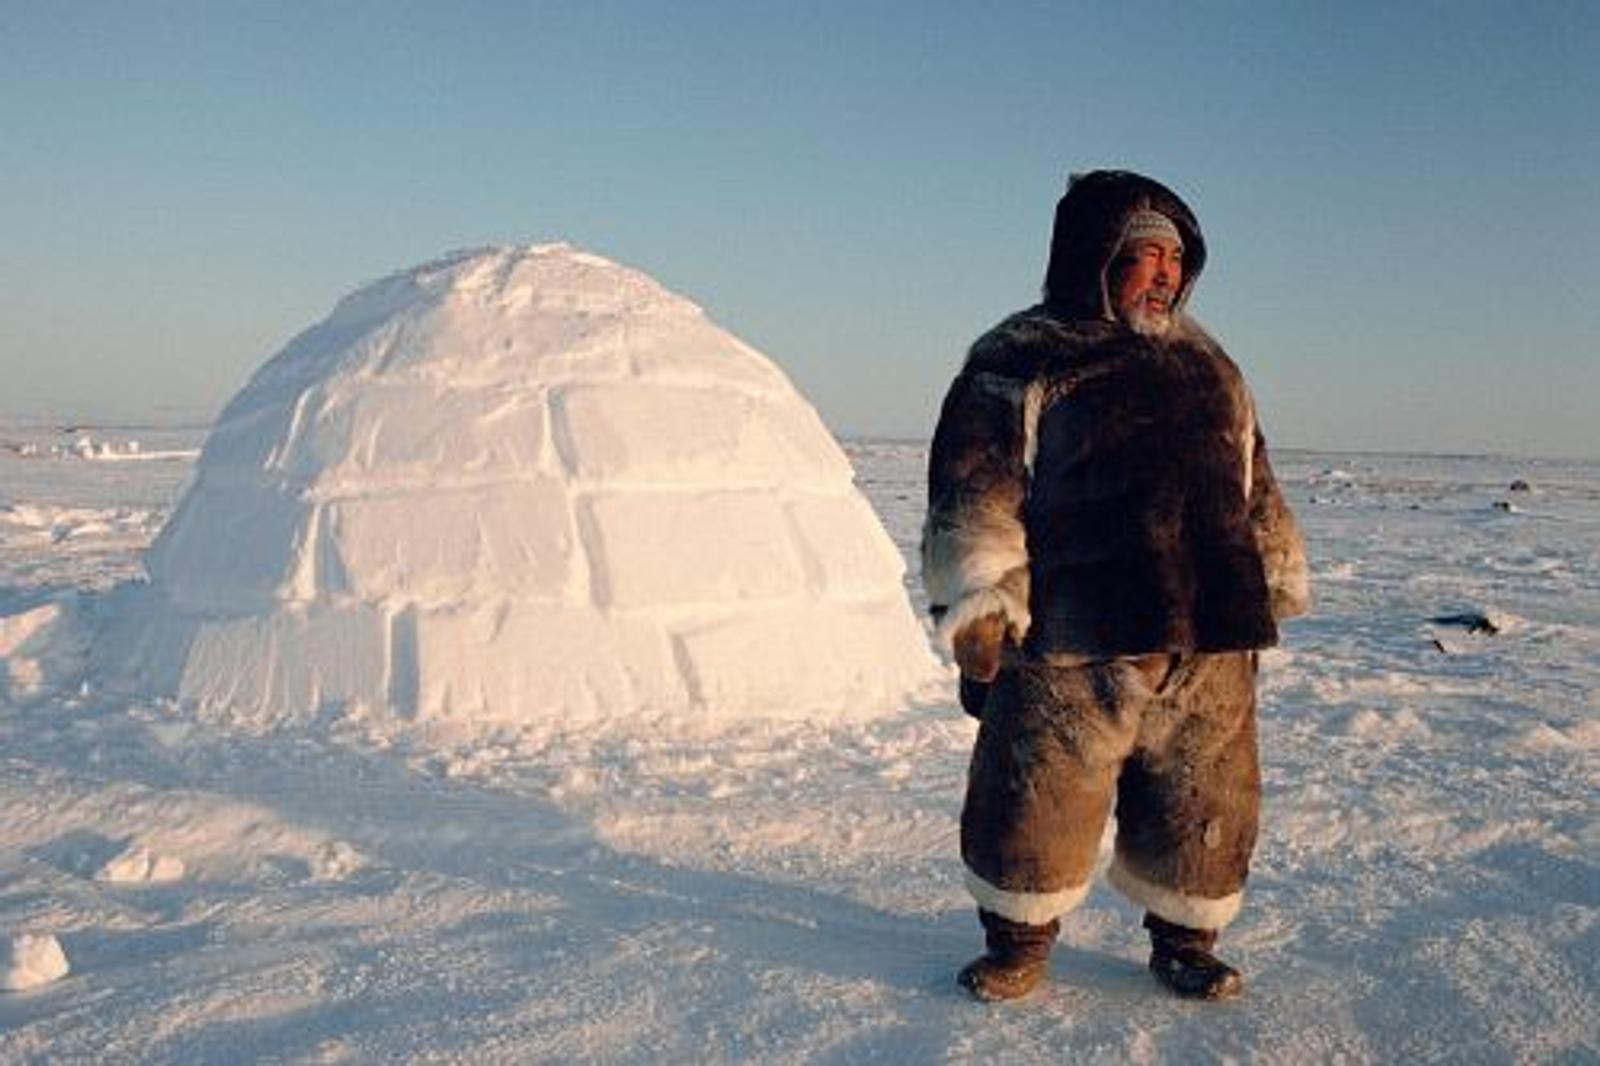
[{"xmin": 1042, "ymin": 170, "xmax": 1207, "ymax": 321}]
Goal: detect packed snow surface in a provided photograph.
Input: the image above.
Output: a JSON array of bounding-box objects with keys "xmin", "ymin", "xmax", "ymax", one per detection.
[
  {"xmin": 95, "ymin": 245, "xmax": 938, "ymax": 731},
  {"xmin": 2, "ymin": 427, "xmax": 1598, "ymax": 1062}
]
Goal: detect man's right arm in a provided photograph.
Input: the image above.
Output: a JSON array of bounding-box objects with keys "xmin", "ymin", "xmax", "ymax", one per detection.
[
  {"xmin": 920, "ymin": 368, "xmax": 1032, "ymax": 681},
  {"xmin": 1247, "ymin": 426, "xmax": 1311, "ymax": 620}
]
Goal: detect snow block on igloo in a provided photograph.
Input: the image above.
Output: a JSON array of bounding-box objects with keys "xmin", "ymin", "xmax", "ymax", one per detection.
[
  {"xmin": 99, "ymin": 243, "xmax": 941, "ymax": 729},
  {"xmin": 320, "ymin": 479, "xmax": 579, "ymax": 604},
  {"xmin": 173, "ymin": 605, "xmax": 390, "ymax": 726},
  {"xmin": 554, "ymin": 383, "xmax": 848, "ymax": 488},
  {"xmin": 584, "ymin": 491, "xmax": 810, "ymax": 608},
  {"xmin": 397, "ymin": 605, "xmax": 686, "ymax": 722},
  {"xmin": 673, "ymin": 599, "xmax": 933, "ymax": 714}
]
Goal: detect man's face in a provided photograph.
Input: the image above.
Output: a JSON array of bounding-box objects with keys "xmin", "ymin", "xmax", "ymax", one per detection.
[{"xmin": 1111, "ymin": 235, "xmax": 1184, "ymax": 336}]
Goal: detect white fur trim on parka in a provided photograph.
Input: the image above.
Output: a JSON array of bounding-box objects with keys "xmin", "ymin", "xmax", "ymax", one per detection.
[{"xmin": 934, "ymin": 584, "xmax": 1030, "ymax": 655}]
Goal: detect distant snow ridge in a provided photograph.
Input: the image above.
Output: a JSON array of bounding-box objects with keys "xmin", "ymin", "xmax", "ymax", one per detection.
[{"xmin": 99, "ymin": 244, "xmax": 939, "ymax": 729}]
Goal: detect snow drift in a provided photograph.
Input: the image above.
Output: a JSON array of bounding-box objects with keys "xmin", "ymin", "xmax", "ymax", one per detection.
[{"xmin": 97, "ymin": 244, "xmax": 939, "ymax": 729}]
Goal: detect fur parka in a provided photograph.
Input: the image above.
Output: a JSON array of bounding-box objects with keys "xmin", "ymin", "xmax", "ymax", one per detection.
[{"xmin": 922, "ymin": 172, "xmax": 1308, "ymax": 660}]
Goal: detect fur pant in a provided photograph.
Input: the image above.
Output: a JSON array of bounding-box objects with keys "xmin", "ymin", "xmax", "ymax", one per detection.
[{"xmin": 960, "ymin": 651, "xmax": 1260, "ymax": 930}]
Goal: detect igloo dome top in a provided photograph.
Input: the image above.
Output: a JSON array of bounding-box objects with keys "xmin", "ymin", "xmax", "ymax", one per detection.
[{"xmin": 104, "ymin": 244, "xmax": 940, "ymax": 728}]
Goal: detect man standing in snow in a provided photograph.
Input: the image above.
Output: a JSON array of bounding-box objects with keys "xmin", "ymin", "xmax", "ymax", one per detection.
[{"xmin": 922, "ymin": 169, "xmax": 1308, "ymax": 1003}]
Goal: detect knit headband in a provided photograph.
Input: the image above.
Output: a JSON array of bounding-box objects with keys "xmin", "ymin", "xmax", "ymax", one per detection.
[{"xmin": 1120, "ymin": 209, "xmax": 1182, "ymax": 251}]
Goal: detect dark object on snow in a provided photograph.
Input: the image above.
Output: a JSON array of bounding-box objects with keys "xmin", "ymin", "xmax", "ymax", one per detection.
[
  {"xmin": 1491, "ymin": 500, "xmax": 1517, "ymax": 512},
  {"xmin": 1430, "ymin": 612, "xmax": 1499, "ymax": 635},
  {"xmin": 1432, "ymin": 639, "xmax": 1449, "ymax": 654},
  {"xmin": 1508, "ymin": 479, "xmax": 1531, "ymax": 492},
  {"xmin": 958, "ymin": 909, "xmax": 1058, "ymax": 1002},
  {"xmin": 1146, "ymin": 913, "xmax": 1244, "ymax": 1000}
]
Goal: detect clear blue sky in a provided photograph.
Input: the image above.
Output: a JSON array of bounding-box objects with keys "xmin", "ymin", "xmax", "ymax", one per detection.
[{"xmin": 3, "ymin": 2, "xmax": 1596, "ymax": 457}]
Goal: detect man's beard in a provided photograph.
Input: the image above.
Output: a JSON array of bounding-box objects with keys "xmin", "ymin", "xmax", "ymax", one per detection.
[{"xmin": 1122, "ymin": 292, "xmax": 1176, "ymax": 337}]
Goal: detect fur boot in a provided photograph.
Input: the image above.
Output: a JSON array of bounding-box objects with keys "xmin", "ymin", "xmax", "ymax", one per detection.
[
  {"xmin": 958, "ymin": 909, "xmax": 1059, "ymax": 1002},
  {"xmin": 1144, "ymin": 912, "xmax": 1243, "ymax": 1000}
]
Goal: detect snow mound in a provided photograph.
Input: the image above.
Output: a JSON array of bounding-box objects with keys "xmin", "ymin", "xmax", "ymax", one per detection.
[
  {"xmin": 98, "ymin": 244, "xmax": 938, "ymax": 730},
  {"xmin": 93, "ymin": 844, "xmax": 186, "ymax": 885},
  {"xmin": 0, "ymin": 598, "xmax": 89, "ymax": 704},
  {"xmin": 0, "ymin": 934, "xmax": 69, "ymax": 992}
]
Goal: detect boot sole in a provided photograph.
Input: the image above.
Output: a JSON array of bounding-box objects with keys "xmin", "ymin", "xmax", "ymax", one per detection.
[{"xmin": 958, "ymin": 964, "xmax": 1047, "ymax": 1003}]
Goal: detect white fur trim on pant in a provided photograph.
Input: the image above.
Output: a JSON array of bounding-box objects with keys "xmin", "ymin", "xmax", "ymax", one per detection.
[
  {"xmin": 1107, "ymin": 855, "xmax": 1243, "ymax": 930},
  {"xmin": 935, "ymin": 586, "xmax": 1031, "ymax": 654},
  {"xmin": 963, "ymin": 865, "xmax": 1090, "ymax": 926}
]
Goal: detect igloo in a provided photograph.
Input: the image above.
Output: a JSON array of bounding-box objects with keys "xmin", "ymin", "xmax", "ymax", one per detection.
[{"xmin": 101, "ymin": 244, "xmax": 939, "ymax": 728}]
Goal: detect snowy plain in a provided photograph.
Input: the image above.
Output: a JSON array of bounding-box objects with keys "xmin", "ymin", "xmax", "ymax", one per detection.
[{"xmin": 1, "ymin": 421, "xmax": 1597, "ymax": 1064}]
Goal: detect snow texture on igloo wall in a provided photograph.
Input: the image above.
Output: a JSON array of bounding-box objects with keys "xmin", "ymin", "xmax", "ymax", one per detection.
[{"xmin": 100, "ymin": 245, "xmax": 939, "ymax": 728}]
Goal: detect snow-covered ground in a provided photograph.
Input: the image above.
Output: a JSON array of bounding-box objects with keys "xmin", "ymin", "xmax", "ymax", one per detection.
[{"xmin": 1, "ymin": 423, "xmax": 1596, "ymax": 1063}]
